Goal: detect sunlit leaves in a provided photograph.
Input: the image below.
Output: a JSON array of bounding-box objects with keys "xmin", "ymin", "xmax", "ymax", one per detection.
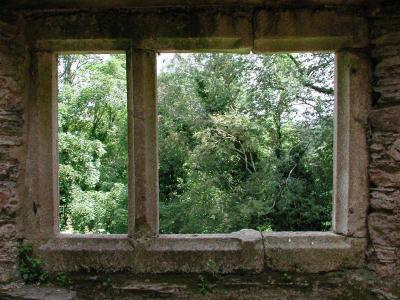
[
  {"xmin": 158, "ymin": 53, "xmax": 334, "ymax": 233},
  {"xmin": 58, "ymin": 54, "xmax": 128, "ymax": 234},
  {"xmin": 58, "ymin": 52, "xmax": 334, "ymax": 235}
]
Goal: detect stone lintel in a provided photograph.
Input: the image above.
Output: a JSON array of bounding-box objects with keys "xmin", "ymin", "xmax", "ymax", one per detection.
[
  {"xmin": 254, "ymin": 9, "xmax": 368, "ymax": 52},
  {"xmin": 26, "ymin": 8, "xmax": 367, "ymax": 53}
]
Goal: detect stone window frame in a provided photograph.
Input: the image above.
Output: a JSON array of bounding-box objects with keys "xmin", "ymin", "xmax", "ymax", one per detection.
[{"xmin": 24, "ymin": 10, "xmax": 371, "ymax": 274}]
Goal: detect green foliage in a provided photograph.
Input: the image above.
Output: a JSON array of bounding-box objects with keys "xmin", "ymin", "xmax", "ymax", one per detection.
[
  {"xmin": 55, "ymin": 272, "xmax": 72, "ymax": 287},
  {"xmin": 58, "ymin": 54, "xmax": 128, "ymax": 234},
  {"xmin": 197, "ymin": 275, "xmax": 211, "ymax": 295},
  {"xmin": 58, "ymin": 52, "xmax": 334, "ymax": 235},
  {"xmin": 18, "ymin": 244, "xmax": 48, "ymax": 284},
  {"xmin": 67, "ymin": 184, "xmax": 128, "ymax": 233},
  {"xmin": 158, "ymin": 53, "xmax": 334, "ymax": 233}
]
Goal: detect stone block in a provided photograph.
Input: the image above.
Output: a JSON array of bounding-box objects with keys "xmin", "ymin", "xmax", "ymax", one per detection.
[
  {"xmin": 0, "ymin": 110, "xmax": 23, "ymax": 137},
  {"xmin": 370, "ymin": 190, "xmax": 400, "ymax": 211},
  {"xmin": 133, "ymin": 229, "xmax": 264, "ymax": 273},
  {"xmin": 368, "ymin": 213, "xmax": 400, "ymax": 248},
  {"xmin": 370, "ymin": 106, "xmax": 400, "ymax": 133},
  {"xmin": 254, "ymin": 9, "xmax": 367, "ymax": 52},
  {"xmin": 136, "ymin": 10, "xmax": 253, "ymax": 51},
  {"xmin": 263, "ymin": 232, "xmax": 366, "ymax": 273},
  {"xmin": 0, "ymin": 285, "xmax": 76, "ymax": 300},
  {"xmin": 370, "ymin": 165, "xmax": 400, "ymax": 188},
  {"xmin": 388, "ymin": 139, "xmax": 400, "ymax": 161},
  {"xmin": 27, "ymin": 10, "xmax": 253, "ymax": 52},
  {"xmin": 0, "ymin": 223, "xmax": 16, "ymax": 241},
  {"xmin": 39, "ymin": 235, "xmax": 134, "ymax": 272},
  {"xmin": 0, "ymin": 262, "xmax": 18, "ymax": 283},
  {"xmin": 0, "ymin": 76, "xmax": 23, "ymax": 110},
  {"xmin": 38, "ymin": 230, "xmax": 264, "ymax": 273}
]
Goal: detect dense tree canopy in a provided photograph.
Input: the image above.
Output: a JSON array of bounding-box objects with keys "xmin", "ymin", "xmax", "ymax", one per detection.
[
  {"xmin": 58, "ymin": 52, "xmax": 334, "ymax": 234},
  {"xmin": 58, "ymin": 54, "xmax": 128, "ymax": 234}
]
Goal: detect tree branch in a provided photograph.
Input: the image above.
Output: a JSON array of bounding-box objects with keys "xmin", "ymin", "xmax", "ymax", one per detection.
[{"xmin": 287, "ymin": 54, "xmax": 334, "ymax": 96}]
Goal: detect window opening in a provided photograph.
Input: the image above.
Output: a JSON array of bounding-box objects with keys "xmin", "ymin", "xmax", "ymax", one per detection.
[
  {"xmin": 57, "ymin": 53, "xmax": 128, "ymax": 234},
  {"xmin": 157, "ymin": 52, "xmax": 334, "ymax": 234}
]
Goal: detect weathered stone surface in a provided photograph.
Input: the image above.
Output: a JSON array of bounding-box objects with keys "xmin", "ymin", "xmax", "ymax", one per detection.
[
  {"xmin": 368, "ymin": 212, "xmax": 400, "ymax": 276},
  {"xmin": 39, "ymin": 235, "xmax": 134, "ymax": 272},
  {"xmin": 25, "ymin": 10, "xmax": 253, "ymax": 52},
  {"xmin": 0, "ymin": 182, "xmax": 18, "ymax": 215},
  {"xmin": 3, "ymin": 0, "xmax": 369, "ymax": 10},
  {"xmin": 0, "ymin": 283, "xmax": 76, "ymax": 300},
  {"xmin": 133, "ymin": 230, "xmax": 264, "ymax": 273},
  {"xmin": 39, "ymin": 230, "xmax": 264, "ymax": 273},
  {"xmin": 369, "ymin": 132, "xmax": 400, "ymax": 167},
  {"xmin": 130, "ymin": 50, "xmax": 158, "ymax": 237},
  {"xmin": 369, "ymin": 213, "xmax": 400, "ymax": 247},
  {"xmin": 368, "ymin": 133, "xmax": 400, "ymax": 277},
  {"xmin": 0, "ymin": 110, "xmax": 23, "ymax": 137},
  {"xmin": 371, "ymin": 1, "xmax": 400, "ymax": 105},
  {"xmin": 368, "ymin": 1, "xmax": 400, "ymax": 278},
  {"xmin": 0, "ymin": 0, "xmax": 399, "ymax": 291},
  {"xmin": 263, "ymin": 232, "xmax": 366, "ymax": 273},
  {"xmin": 19, "ymin": 270, "xmax": 398, "ymax": 300},
  {"xmin": 0, "ymin": 10, "xmax": 24, "ymax": 284},
  {"xmin": 0, "ymin": 220, "xmax": 18, "ymax": 282},
  {"xmin": 254, "ymin": 9, "xmax": 368, "ymax": 52},
  {"xmin": 387, "ymin": 139, "xmax": 400, "ymax": 161},
  {"xmin": 370, "ymin": 190, "xmax": 400, "ymax": 211},
  {"xmin": 369, "ymin": 106, "xmax": 400, "ymax": 132},
  {"xmin": 370, "ymin": 165, "xmax": 400, "ymax": 188},
  {"xmin": 333, "ymin": 50, "xmax": 370, "ymax": 238},
  {"xmin": 0, "ymin": 77, "xmax": 23, "ymax": 111}
]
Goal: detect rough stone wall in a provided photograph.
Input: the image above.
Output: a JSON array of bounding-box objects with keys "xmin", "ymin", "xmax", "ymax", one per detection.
[
  {"xmin": 0, "ymin": 12, "xmax": 25, "ymax": 282},
  {"xmin": 368, "ymin": 0, "xmax": 400, "ymax": 278},
  {"xmin": 0, "ymin": 0, "xmax": 399, "ymax": 289}
]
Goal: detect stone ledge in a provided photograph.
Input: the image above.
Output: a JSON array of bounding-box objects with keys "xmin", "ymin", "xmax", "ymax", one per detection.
[
  {"xmin": 133, "ymin": 229, "xmax": 264, "ymax": 273},
  {"xmin": 40, "ymin": 234, "xmax": 132, "ymax": 250},
  {"xmin": 38, "ymin": 230, "xmax": 264, "ymax": 273},
  {"xmin": 3, "ymin": 270, "xmax": 397, "ymax": 300},
  {"xmin": 263, "ymin": 232, "xmax": 367, "ymax": 273},
  {"xmin": 39, "ymin": 235, "xmax": 134, "ymax": 272},
  {"xmin": 38, "ymin": 231, "xmax": 367, "ymax": 274}
]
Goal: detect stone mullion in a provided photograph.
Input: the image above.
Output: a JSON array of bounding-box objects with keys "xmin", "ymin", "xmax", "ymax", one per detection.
[{"xmin": 128, "ymin": 49, "xmax": 158, "ymax": 238}]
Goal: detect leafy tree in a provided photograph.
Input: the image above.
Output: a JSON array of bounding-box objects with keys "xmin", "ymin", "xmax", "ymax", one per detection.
[
  {"xmin": 58, "ymin": 52, "xmax": 334, "ymax": 235},
  {"xmin": 158, "ymin": 53, "xmax": 334, "ymax": 233},
  {"xmin": 58, "ymin": 54, "xmax": 128, "ymax": 233}
]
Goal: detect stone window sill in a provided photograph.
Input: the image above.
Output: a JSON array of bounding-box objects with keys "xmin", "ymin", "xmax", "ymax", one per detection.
[{"xmin": 39, "ymin": 231, "xmax": 365, "ymax": 273}]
